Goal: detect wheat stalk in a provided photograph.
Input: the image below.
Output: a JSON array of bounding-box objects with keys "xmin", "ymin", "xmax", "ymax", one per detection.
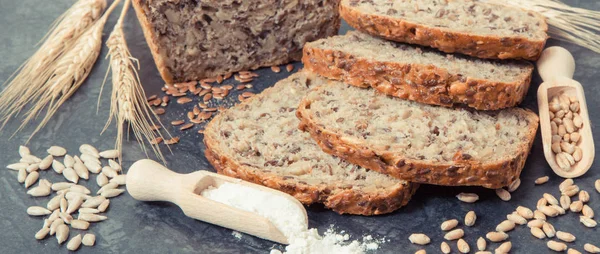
[
  {"xmin": 11, "ymin": 0, "xmax": 123, "ymax": 141},
  {"xmin": 486, "ymin": 0, "xmax": 600, "ymax": 54},
  {"xmin": 102, "ymin": 0, "xmax": 168, "ymax": 163},
  {"xmin": 0, "ymin": 0, "xmax": 107, "ymax": 126}
]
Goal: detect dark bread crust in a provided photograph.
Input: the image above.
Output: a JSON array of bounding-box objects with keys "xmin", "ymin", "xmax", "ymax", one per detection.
[
  {"xmin": 296, "ymin": 85, "xmax": 540, "ymax": 189},
  {"xmin": 202, "ymin": 73, "xmax": 418, "ymax": 215},
  {"xmin": 339, "ymin": 1, "xmax": 548, "ymax": 61},
  {"xmin": 302, "ymin": 43, "xmax": 534, "ymax": 110}
]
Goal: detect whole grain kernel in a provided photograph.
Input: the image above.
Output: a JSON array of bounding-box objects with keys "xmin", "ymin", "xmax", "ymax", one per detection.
[
  {"xmin": 584, "ymin": 243, "xmax": 600, "ymax": 253},
  {"xmin": 556, "ymin": 231, "xmax": 576, "ymax": 242},
  {"xmin": 465, "ymin": 211, "xmax": 476, "ymax": 227},
  {"xmin": 441, "ymin": 242, "xmax": 451, "ymax": 253},
  {"xmin": 177, "ymin": 97, "xmax": 192, "ymax": 104},
  {"xmin": 527, "ymin": 219, "xmax": 544, "ymax": 228},
  {"xmin": 595, "ymin": 179, "xmax": 600, "ymax": 194},
  {"xmin": 542, "ymin": 222, "xmax": 556, "ymax": 238},
  {"xmin": 568, "ymin": 249, "xmax": 582, "ymax": 254},
  {"xmin": 537, "ymin": 197, "xmax": 548, "ymax": 208},
  {"xmin": 530, "ymin": 227, "xmax": 546, "ymax": 239},
  {"xmin": 444, "ymin": 229, "xmax": 464, "ymax": 241},
  {"xmin": 495, "ymin": 241, "xmax": 511, "ymax": 253},
  {"xmin": 271, "ymin": 66, "xmax": 281, "ymax": 73},
  {"xmin": 456, "ymin": 192, "xmax": 479, "ymax": 203},
  {"xmin": 495, "ymin": 188, "xmax": 511, "ymax": 201},
  {"xmin": 547, "ymin": 240, "xmax": 567, "ymax": 252},
  {"xmin": 457, "ymin": 238, "xmax": 470, "ymax": 253},
  {"xmin": 539, "ymin": 206, "xmax": 559, "ymax": 217},
  {"xmin": 534, "ymin": 210, "xmax": 546, "ymax": 221},
  {"xmin": 408, "ymin": 233, "xmax": 430, "ymax": 245},
  {"xmin": 180, "ymin": 123, "xmax": 194, "ymax": 131},
  {"xmin": 580, "ymin": 216, "xmax": 597, "ymax": 228},
  {"xmin": 562, "ymin": 185, "xmax": 580, "ymax": 197},
  {"xmin": 535, "ymin": 176, "xmax": 550, "ymax": 185},
  {"xmin": 415, "ymin": 250, "xmax": 426, "ymax": 254},
  {"xmin": 506, "ymin": 213, "xmax": 527, "ymax": 225},
  {"xmin": 582, "ymin": 205, "xmax": 594, "ymax": 218},
  {"xmin": 150, "ymin": 137, "xmax": 163, "ymax": 145},
  {"xmin": 508, "ymin": 178, "xmax": 521, "ymax": 192},
  {"xmin": 551, "ymin": 204, "xmax": 566, "ymax": 215},
  {"xmin": 286, "ymin": 64, "xmax": 294, "ymax": 72},
  {"xmin": 516, "ymin": 206, "xmax": 534, "ymax": 219},
  {"xmin": 543, "ymin": 193, "xmax": 559, "ymax": 205},
  {"xmin": 441, "ymin": 219, "xmax": 459, "ymax": 231},
  {"xmin": 560, "ymin": 195, "xmax": 571, "ymax": 210},
  {"xmin": 486, "ymin": 231, "xmax": 508, "ymax": 242},
  {"xmin": 477, "ymin": 237, "xmax": 486, "ymax": 251},
  {"xmin": 496, "ymin": 220, "xmax": 516, "ymax": 232},
  {"xmin": 570, "ymin": 200, "xmax": 583, "ymax": 212},
  {"xmin": 579, "ymin": 190, "xmax": 590, "ymax": 203}
]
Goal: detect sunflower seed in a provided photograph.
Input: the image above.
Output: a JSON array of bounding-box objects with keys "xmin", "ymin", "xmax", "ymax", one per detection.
[
  {"xmin": 544, "ymin": 193, "xmax": 559, "ymax": 205},
  {"xmin": 101, "ymin": 188, "xmax": 125, "ymax": 198},
  {"xmin": 52, "ymin": 160, "xmax": 65, "ymax": 174},
  {"xmin": 409, "ymin": 233, "xmax": 430, "ymax": 245},
  {"xmin": 543, "ymin": 222, "xmax": 556, "ymax": 237},
  {"xmin": 17, "ymin": 168, "xmax": 27, "ymax": 183},
  {"xmin": 535, "ymin": 176, "xmax": 549, "ymax": 185},
  {"xmin": 60, "ymin": 197, "xmax": 68, "ymax": 213},
  {"xmin": 507, "ymin": 213, "xmax": 527, "ymax": 225},
  {"xmin": 539, "ymin": 206, "xmax": 559, "ymax": 217},
  {"xmin": 486, "ymin": 231, "xmax": 508, "ymax": 242},
  {"xmin": 99, "ymin": 149, "xmax": 119, "ymax": 159},
  {"xmin": 85, "ymin": 161, "xmax": 102, "ymax": 174},
  {"xmin": 59, "ymin": 212, "xmax": 73, "ymax": 224},
  {"xmin": 495, "ymin": 241, "xmax": 511, "ymax": 253},
  {"xmin": 465, "ymin": 211, "xmax": 476, "ymax": 226},
  {"xmin": 570, "ymin": 200, "xmax": 584, "ymax": 212},
  {"xmin": 530, "ymin": 227, "xmax": 546, "ymax": 239},
  {"xmin": 80, "ymin": 153, "xmax": 100, "ymax": 165},
  {"xmin": 562, "ymin": 185, "xmax": 580, "ymax": 197},
  {"xmin": 7, "ymin": 162, "xmax": 29, "ymax": 171},
  {"xmin": 39, "ymin": 155, "xmax": 53, "ymax": 170},
  {"xmin": 97, "ymin": 182, "xmax": 118, "ymax": 194},
  {"xmin": 27, "ymin": 206, "xmax": 51, "ymax": 216},
  {"xmin": 560, "ymin": 179, "xmax": 574, "ymax": 192},
  {"xmin": 35, "ymin": 227, "xmax": 50, "ymax": 240},
  {"xmin": 440, "ymin": 219, "xmax": 459, "ymax": 231},
  {"xmin": 457, "ymin": 238, "xmax": 470, "ymax": 253},
  {"xmin": 477, "ymin": 237, "xmax": 486, "ymax": 251},
  {"xmin": 97, "ymin": 199, "xmax": 110, "ymax": 212},
  {"xmin": 102, "ymin": 166, "xmax": 118, "ymax": 178},
  {"xmin": 527, "ymin": 219, "xmax": 544, "ymax": 228},
  {"xmin": 66, "ymin": 191, "xmax": 89, "ymax": 201},
  {"xmin": 47, "ymin": 146, "xmax": 67, "ymax": 156},
  {"xmin": 21, "ymin": 155, "xmax": 41, "ymax": 163},
  {"xmin": 516, "ymin": 206, "xmax": 534, "ymax": 219},
  {"xmin": 69, "ymin": 185, "xmax": 91, "ymax": 194},
  {"xmin": 62, "ymin": 167, "xmax": 79, "ymax": 183},
  {"xmin": 108, "ymin": 159, "xmax": 122, "ymax": 172},
  {"xmin": 74, "ymin": 161, "xmax": 89, "ymax": 180},
  {"xmin": 583, "ymin": 205, "xmax": 594, "ymax": 218},
  {"xmin": 96, "ymin": 173, "xmax": 109, "ymax": 187},
  {"xmin": 109, "ymin": 174, "xmax": 126, "ymax": 185},
  {"xmin": 496, "ymin": 189, "xmax": 512, "ymax": 201},
  {"xmin": 580, "ymin": 216, "xmax": 597, "ymax": 228},
  {"xmin": 51, "ymin": 182, "xmax": 74, "ymax": 191},
  {"xmin": 66, "ymin": 196, "xmax": 84, "ymax": 214},
  {"xmin": 579, "ymin": 190, "xmax": 590, "ymax": 203},
  {"xmin": 70, "ymin": 220, "xmax": 90, "ymax": 230},
  {"xmin": 78, "ymin": 213, "xmax": 107, "ymax": 222},
  {"xmin": 82, "ymin": 196, "xmax": 106, "ymax": 208},
  {"xmin": 47, "ymin": 194, "xmax": 63, "ymax": 211},
  {"xmin": 19, "ymin": 145, "xmax": 31, "ymax": 157},
  {"xmin": 560, "ymin": 195, "xmax": 571, "ymax": 210},
  {"xmin": 24, "ymin": 171, "xmax": 39, "ymax": 188},
  {"xmin": 444, "ymin": 229, "xmax": 464, "ymax": 241},
  {"xmin": 547, "ymin": 240, "xmax": 567, "ymax": 252},
  {"xmin": 50, "ymin": 219, "xmax": 63, "ymax": 235},
  {"xmin": 27, "ymin": 185, "xmax": 51, "ymax": 197},
  {"xmin": 496, "ymin": 220, "xmax": 516, "ymax": 232},
  {"xmin": 585, "ymin": 243, "xmax": 600, "ymax": 253},
  {"xmin": 78, "ymin": 208, "xmax": 100, "ymax": 214},
  {"xmin": 64, "ymin": 155, "xmax": 75, "ymax": 168},
  {"xmin": 79, "ymin": 144, "xmax": 99, "ymax": 158},
  {"xmin": 66, "ymin": 234, "xmax": 82, "ymax": 251},
  {"xmin": 82, "ymin": 233, "xmax": 96, "ymax": 246},
  {"xmin": 456, "ymin": 192, "xmax": 479, "ymax": 203},
  {"xmin": 556, "ymin": 231, "xmax": 576, "ymax": 242},
  {"xmin": 26, "ymin": 163, "xmax": 39, "ymax": 173}
]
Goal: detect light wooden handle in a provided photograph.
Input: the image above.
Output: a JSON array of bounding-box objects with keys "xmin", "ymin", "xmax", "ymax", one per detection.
[{"xmin": 537, "ymin": 46, "xmax": 575, "ymax": 82}]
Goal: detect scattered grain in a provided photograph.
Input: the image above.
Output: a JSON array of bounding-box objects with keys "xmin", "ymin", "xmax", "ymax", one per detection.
[
  {"xmin": 441, "ymin": 219, "xmax": 459, "ymax": 231},
  {"xmin": 556, "ymin": 231, "xmax": 576, "ymax": 242},
  {"xmin": 409, "ymin": 233, "xmax": 430, "ymax": 245},
  {"xmin": 477, "ymin": 237, "xmax": 486, "ymax": 251},
  {"xmin": 457, "ymin": 238, "xmax": 470, "ymax": 253},
  {"xmin": 465, "ymin": 211, "xmax": 477, "ymax": 227},
  {"xmin": 543, "ymin": 222, "xmax": 556, "ymax": 238},
  {"xmin": 495, "ymin": 241, "xmax": 511, "ymax": 254},
  {"xmin": 547, "ymin": 240, "xmax": 567, "ymax": 252},
  {"xmin": 456, "ymin": 193, "xmax": 479, "ymax": 203},
  {"xmin": 531, "ymin": 227, "xmax": 546, "ymax": 239},
  {"xmin": 579, "ymin": 190, "xmax": 590, "ymax": 203},
  {"xmin": 508, "ymin": 178, "xmax": 521, "ymax": 192},
  {"xmin": 535, "ymin": 176, "xmax": 550, "ymax": 185},
  {"xmin": 496, "ymin": 220, "xmax": 516, "ymax": 232},
  {"xmin": 444, "ymin": 229, "xmax": 464, "ymax": 241},
  {"xmin": 585, "ymin": 243, "xmax": 600, "ymax": 253}
]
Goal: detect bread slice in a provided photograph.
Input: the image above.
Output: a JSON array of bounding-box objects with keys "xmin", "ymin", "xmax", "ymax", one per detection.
[
  {"xmin": 131, "ymin": 0, "xmax": 341, "ymax": 83},
  {"xmin": 340, "ymin": 0, "xmax": 548, "ymax": 60},
  {"xmin": 203, "ymin": 72, "xmax": 417, "ymax": 215},
  {"xmin": 303, "ymin": 31, "xmax": 534, "ymax": 110},
  {"xmin": 297, "ymin": 79, "xmax": 539, "ymax": 188}
]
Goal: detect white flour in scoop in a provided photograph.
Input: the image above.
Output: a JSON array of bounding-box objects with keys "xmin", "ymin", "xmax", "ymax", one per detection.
[{"xmin": 201, "ymin": 182, "xmax": 384, "ymax": 254}]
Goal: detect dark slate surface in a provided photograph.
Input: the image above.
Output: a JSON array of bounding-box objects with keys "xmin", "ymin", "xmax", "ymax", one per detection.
[{"xmin": 0, "ymin": 1, "xmax": 598, "ymax": 253}]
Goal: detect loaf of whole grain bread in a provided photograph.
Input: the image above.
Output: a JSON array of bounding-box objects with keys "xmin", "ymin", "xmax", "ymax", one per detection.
[
  {"xmin": 303, "ymin": 31, "xmax": 534, "ymax": 110},
  {"xmin": 297, "ymin": 78, "xmax": 539, "ymax": 188},
  {"xmin": 132, "ymin": 0, "xmax": 341, "ymax": 84},
  {"xmin": 340, "ymin": 0, "xmax": 548, "ymax": 60},
  {"xmin": 203, "ymin": 72, "xmax": 417, "ymax": 215}
]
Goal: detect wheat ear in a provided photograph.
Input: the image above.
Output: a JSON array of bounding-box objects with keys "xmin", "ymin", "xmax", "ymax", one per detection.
[
  {"xmin": 487, "ymin": 0, "xmax": 600, "ymax": 54},
  {"xmin": 12, "ymin": 0, "xmax": 122, "ymax": 141},
  {"xmin": 102, "ymin": 0, "xmax": 169, "ymax": 163},
  {"xmin": 0, "ymin": 0, "xmax": 107, "ymax": 126}
]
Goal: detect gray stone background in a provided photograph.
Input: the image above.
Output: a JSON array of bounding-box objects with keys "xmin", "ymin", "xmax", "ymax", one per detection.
[{"xmin": 0, "ymin": 0, "xmax": 598, "ymax": 253}]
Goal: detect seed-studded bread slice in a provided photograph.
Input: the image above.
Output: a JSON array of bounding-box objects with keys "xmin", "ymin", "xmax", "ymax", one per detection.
[
  {"xmin": 297, "ymin": 80, "xmax": 539, "ymax": 188},
  {"xmin": 132, "ymin": 0, "xmax": 341, "ymax": 84},
  {"xmin": 203, "ymin": 72, "xmax": 417, "ymax": 215},
  {"xmin": 303, "ymin": 31, "xmax": 534, "ymax": 110},
  {"xmin": 340, "ymin": 0, "xmax": 548, "ymax": 60}
]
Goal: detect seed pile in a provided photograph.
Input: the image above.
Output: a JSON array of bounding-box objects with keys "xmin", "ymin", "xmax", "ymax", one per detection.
[
  {"xmin": 548, "ymin": 93, "xmax": 584, "ymax": 170},
  {"xmin": 6, "ymin": 144, "xmax": 127, "ymax": 251},
  {"xmin": 409, "ymin": 178, "xmax": 599, "ymax": 253},
  {"xmin": 147, "ymin": 64, "xmax": 297, "ymax": 143}
]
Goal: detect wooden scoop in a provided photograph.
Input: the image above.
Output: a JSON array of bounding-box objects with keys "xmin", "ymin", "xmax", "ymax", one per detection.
[
  {"xmin": 537, "ymin": 46, "xmax": 595, "ymax": 178},
  {"xmin": 126, "ymin": 159, "xmax": 308, "ymax": 244}
]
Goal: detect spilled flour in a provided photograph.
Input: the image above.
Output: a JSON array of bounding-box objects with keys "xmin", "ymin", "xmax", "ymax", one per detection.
[{"xmin": 201, "ymin": 182, "xmax": 384, "ymax": 254}]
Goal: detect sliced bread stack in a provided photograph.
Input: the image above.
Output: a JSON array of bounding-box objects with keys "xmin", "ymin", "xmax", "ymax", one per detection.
[{"xmin": 296, "ymin": 0, "xmax": 543, "ymax": 188}]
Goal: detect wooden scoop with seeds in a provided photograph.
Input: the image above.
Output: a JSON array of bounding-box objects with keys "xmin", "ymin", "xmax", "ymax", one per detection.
[
  {"xmin": 126, "ymin": 159, "xmax": 307, "ymax": 244},
  {"xmin": 537, "ymin": 46, "xmax": 595, "ymax": 178}
]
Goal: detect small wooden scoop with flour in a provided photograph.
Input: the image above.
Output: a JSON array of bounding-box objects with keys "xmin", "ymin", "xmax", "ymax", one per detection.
[
  {"xmin": 126, "ymin": 159, "xmax": 308, "ymax": 244},
  {"xmin": 537, "ymin": 46, "xmax": 595, "ymax": 178}
]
